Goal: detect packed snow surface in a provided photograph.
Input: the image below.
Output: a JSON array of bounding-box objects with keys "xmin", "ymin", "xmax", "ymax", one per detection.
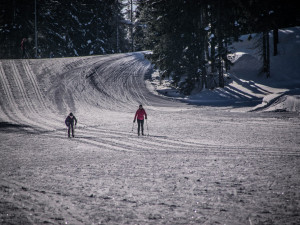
[{"xmin": 0, "ymin": 38, "xmax": 300, "ymax": 223}]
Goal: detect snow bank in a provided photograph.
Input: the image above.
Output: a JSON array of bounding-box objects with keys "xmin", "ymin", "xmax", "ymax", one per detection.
[
  {"xmin": 231, "ymin": 27, "xmax": 300, "ymax": 88},
  {"xmin": 230, "ymin": 27, "xmax": 300, "ymax": 112},
  {"xmin": 150, "ymin": 27, "xmax": 300, "ymax": 112},
  {"xmin": 253, "ymin": 89, "xmax": 300, "ymax": 112}
]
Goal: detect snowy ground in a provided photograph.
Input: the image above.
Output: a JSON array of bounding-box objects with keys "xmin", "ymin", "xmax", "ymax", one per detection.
[{"xmin": 0, "ymin": 33, "xmax": 300, "ymax": 224}]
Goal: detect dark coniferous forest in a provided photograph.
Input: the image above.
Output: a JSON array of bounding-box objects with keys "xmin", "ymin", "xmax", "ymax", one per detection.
[
  {"xmin": 134, "ymin": 0, "xmax": 299, "ymax": 94},
  {"xmin": 0, "ymin": 0, "xmax": 129, "ymax": 58},
  {"xmin": 0, "ymin": 0, "xmax": 299, "ymax": 94}
]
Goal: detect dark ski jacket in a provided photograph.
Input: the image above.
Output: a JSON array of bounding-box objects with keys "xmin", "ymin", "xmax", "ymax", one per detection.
[{"xmin": 65, "ymin": 115, "xmax": 77, "ymax": 126}]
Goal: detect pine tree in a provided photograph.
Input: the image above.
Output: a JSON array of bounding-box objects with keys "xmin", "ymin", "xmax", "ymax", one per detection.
[
  {"xmin": 0, "ymin": 0, "xmax": 35, "ymax": 58},
  {"xmin": 0, "ymin": 0, "xmax": 129, "ymax": 58}
]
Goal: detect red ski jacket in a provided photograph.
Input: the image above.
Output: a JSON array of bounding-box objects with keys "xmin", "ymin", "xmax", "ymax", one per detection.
[{"xmin": 134, "ymin": 109, "xmax": 147, "ymax": 121}]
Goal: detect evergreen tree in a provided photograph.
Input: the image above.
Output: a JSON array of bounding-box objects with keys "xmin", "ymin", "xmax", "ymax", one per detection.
[
  {"xmin": 0, "ymin": 0, "xmax": 129, "ymax": 58},
  {"xmin": 0, "ymin": 0, "xmax": 35, "ymax": 58},
  {"xmin": 135, "ymin": 0, "xmax": 299, "ymax": 94}
]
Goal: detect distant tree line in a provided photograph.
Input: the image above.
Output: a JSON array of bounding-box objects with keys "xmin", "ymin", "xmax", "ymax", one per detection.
[
  {"xmin": 1, "ymin": 0, "xmax": 299, "ymax": 94},
  {"xmin": 0, "ymin": 0, "xmax": 129, "ymax": 59},
  {"xmin": 134, "ymin": 0, "xmax": 300, "ymax": 94}
]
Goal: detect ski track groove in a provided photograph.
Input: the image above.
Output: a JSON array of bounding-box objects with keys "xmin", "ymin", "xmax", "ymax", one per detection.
[
  {"xmin": 22, "ymin": 60, "xmax": 47, "ymax": 110},
  {"xmin": 132, "ymin": 62, "xmax": 151, "ymax": 106},
  {"xmin": 21, "ymin": 60, "xmax": 62, "ymax": 127},
  {"xmin": 1, "ymin": 53, "xmax": 298, "ymax": 158},
  {"xmin": 85, "ymin": 127, "xmax": 300, "ymax": 155},
  {"xmin": 0, "ymin": 61, "xmax": 40, "ymax": 127},
  {"xmin": 53, "ymin": 130, "xmax": 134, "ymax": 152},
  {"xmin": 9, "ymin": 60, "xmax": 54, "ymax": 130},
  {"xmin": 0, "ymin": 62, "xmax": 17, "ymax": 123},
  {"xmin": 47, "ymin": 127, "xmax": 300, "ymax": 157},
  {"xmin": 10, "ymin": 60, "xmax": 35, "ymax": 113},
  {"xmin": 1, "ymin": 53, "xmax": 300, "ymax": 224}
]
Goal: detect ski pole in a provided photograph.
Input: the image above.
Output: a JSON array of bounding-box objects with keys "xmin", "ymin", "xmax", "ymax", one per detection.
[
  {"xmin": 131, "ymin": 122, "xmax": 135, "ymax": 132},
  {"xmin": 146, "ymin": 119, "xmax": 149, "ymax": 136}
]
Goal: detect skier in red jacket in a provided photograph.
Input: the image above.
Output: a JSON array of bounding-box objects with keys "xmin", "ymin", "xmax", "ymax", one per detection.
[
  {"xmin": 133, "ymin": 104, "xmax": 147, "ymax": 136},
  {"xmin": 20, "ymin": 38, "xmax": 27, "ymax": 58}
]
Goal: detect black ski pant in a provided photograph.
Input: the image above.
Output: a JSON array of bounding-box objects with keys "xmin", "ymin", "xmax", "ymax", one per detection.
[
  {"xmin": 137, "ymin": 119, "xmax": 144, "ymax": 135},
  {"xmin": 67, "ymin": 123, "xmax": 74, "ymax": 137}
]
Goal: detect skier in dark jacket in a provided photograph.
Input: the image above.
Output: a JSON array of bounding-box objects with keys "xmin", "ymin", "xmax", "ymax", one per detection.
[
  {"xmin": 133, "ymin": 104, "xmax": 147, "ymax": 136},
  {"xmin": 65, "ymin": 113, "xmax": 77, "ymax": 138}
]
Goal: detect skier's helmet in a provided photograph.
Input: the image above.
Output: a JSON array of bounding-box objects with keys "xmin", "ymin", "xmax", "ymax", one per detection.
[{"xmin": 69, "ymin": 113, "xmax": 73, "ymax": 116}]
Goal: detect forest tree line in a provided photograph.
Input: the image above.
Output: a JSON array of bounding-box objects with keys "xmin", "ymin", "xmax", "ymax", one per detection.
[
  {"xmin": 1, "ymin": 0, "xmax": 299, "ymax": 94},
  {"xmin": 0, "ymin": 0, "xmax": 130, "ymax": 59},
  {"xmin": 134, "ymin": 0, "xmax": 299, "ymax": 94}
]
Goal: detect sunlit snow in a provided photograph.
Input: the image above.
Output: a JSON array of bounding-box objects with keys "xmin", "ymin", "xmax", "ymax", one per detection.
[{"xmin": 0, "ymin": 28, "xmax": 299, "ymax": 224}]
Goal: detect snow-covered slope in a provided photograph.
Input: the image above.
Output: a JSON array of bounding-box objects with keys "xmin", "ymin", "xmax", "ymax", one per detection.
[
  {"xmin": 0, "ymin": 53, "xmax": 182, "ymax": 132},
  {"xmin": 1, "ymin": 27, "xmax": 298, "ymax": 134},
  {"xmin": 229, "ymin": 27, "xmax": 300, "ymax": 112},
  {"xmin": 1, "ymin": 43, "xmax": 300, "ymax": 225}
]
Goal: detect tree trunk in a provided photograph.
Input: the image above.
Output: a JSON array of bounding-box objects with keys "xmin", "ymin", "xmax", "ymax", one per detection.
[
  {"xmin": 202, "ymin": 35, "xmax": 208, "ymax": 89},
  {"xmin": 130, "ymin": 0, "xmax": 134, "ymax": 52},
  {"xmin": 262, "ymin": 31, "xmax": 267, "ymax": 73},
  {"xmin": 201, "ymin": 5, "xmax": 208, "ymax": 90},
  {"xmin": 262, "ymin": 30, "xmax": 271, "ymax": 78},
  {"xmin": 210, "ymin": 31, "xmax": 216, "ymax": 74},
  {"xmin": 201, "ymin": 33, "xmax": 208, "ymax": 89},
  {"xmin": 224, "ymin": 38, "xmax": 229, "ymax": 72},
  {"xmin": 210, "ymin": 6, "xmax": 216, "ymax": 75},
  {"xmin": 266, "ymin": 31, "xmax": 270, "ymax": 78},
  {"xmin": 273, "ymin": 28, "xmax": 278, "ymax": 56},
  {"xmin": 217, "ymin": 0, "xmax": 224, "ymax": 88}
]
